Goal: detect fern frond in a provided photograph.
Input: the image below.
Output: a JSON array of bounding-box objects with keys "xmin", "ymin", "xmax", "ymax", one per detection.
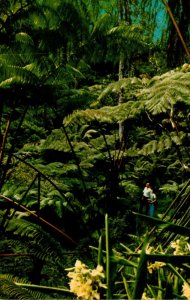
[
  {"xmin": 97, "ymin": 77, "xmax": 142, "ymax": 102},
  {"xmin": 100, "ymin": 101, "xmax": 143, "ymax": 121},
  {"xmin": 83, "ymin": 129, "xmax": 99, "ymax": 139},
  {"xmin": 64, "ymin": 101, "xmax": 143, "ymax": 127},
  {"xmin": 2, "ymin": 184, "xmax": 26, "ymax": 200},
  {"xmin": 6, "ymin": 218, "xmax": 65, "ymax": 264},
  {"xmin": 134, "ymin": 160, "xmax": 154, "ymax": 174},
  {"xmin": 108, "ymin": 22, "xmax": 143, "ymax": 39},
  {"xmin": 66, "ymin": 64, "xmax": 85, "ymax": 79},
  {"xmin": 40, "ymin": 189, "xmax": 68, "ymax": 218},
  {"xmin": 159, "ymin": 180, "xmax": 179, "ymax": 194},
  {"xmin": 91, "ymin": 13, "xmax": 113, "ymax": 37},
  {"xmin": 107, "ymin": 21, "xmax": 148, "ymax": 56},
  {"xmin": 170, "ymin": 131, "xmax": 184, "ymax": 145},
  {"xmin": 166, "ymin": 160, "xmax": 182, "ymax": 172},
  {"xmin": 64, "ymin": 109, "xmax": 113, "ymax": 127},
  {"xmin": 15, "ymin": 32, "xmax": 34, "ymax": 46},
  {"xmin": 140, "ymin": 138, "xmax": 171, "ymax": 156},
  {"xmin": 141, "ymin": 71, "xmax": 190, "ymax": 115},
  {"xmin": 0, "ymin": 65, "xmax": 38, "ymax": 87},
  {"xmin": 0, "ymin": 275, "xmax": 37, "ymax": 300},
  {"xmin": 140, "ymin": 131, "xmax": 185, "ymax": 156}
]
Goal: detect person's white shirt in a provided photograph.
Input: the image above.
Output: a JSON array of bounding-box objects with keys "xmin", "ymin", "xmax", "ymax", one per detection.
[{"xmin": 143, "ymin": 187, "xmax": 151, "ymax": 197}]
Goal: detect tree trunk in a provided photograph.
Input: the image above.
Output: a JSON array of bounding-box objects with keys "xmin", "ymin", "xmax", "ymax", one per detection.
[
  {"xmin": 118, "ymin": 0, "xmax": 130, "ymax": 146},
  {"xmin": 118, "ymin": 54, "xmax": 125, "ymax": 145}
]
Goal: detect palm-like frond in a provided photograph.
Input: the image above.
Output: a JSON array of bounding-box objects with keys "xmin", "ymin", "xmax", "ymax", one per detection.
[
  {"xmin": 0, "ymin": 63, "xmax": 39, "ymax": 86},
  {"xmin": 141, "ymin": 69, "xmax": 190, "ymax": 115},
  {"xmin": 5, "ymin": 217, "xmax": 65, "ymax": 264},
  {"xmin": 140, "ymin": 131, "xmax": 185, "ymax": 156},
  {"xmin": 97, "ymin": 77, "xmax": 142, "ymax": 102},
  {"xmin": 159, "ymin": 180, "xmax": 179, "ymax": 194},
  {"xmin": 91, "ymin": 13, "xmax": 114, "ymax": 37},
  {"xmin": 15, "ymin": 32, "xmax": 34, "ymax": 46},
  {"xmin": 64, "ymin": 100, "xmax": 143, "ymax": 128},
  {"xmin": 0, "ymin": 275, "xmax": 40, "ymax": 300},
  {"xmin": 108, "ymin": 21, "xmax": 144, "ymax": 40},
  {"xmin": 106, "ymin": 21, "xmax": 149, "ymax": 61}
]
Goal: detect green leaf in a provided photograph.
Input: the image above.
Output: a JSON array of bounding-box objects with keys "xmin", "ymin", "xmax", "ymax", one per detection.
[
  {"xmin": 15, "ymin": 32, "xmax": 34, "ymax": 45},
  {"xmin": 132, "ymin": 234, "xmax": 149, "ymax": 300},
  {"xmin": 132, "ymin": 212, "xmax": 190, "ymax": 237}
]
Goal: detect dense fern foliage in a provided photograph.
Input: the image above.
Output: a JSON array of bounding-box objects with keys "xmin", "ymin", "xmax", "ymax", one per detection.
[{"xmin": 0, "ymin": 0, "xmax": 190, "ymax": 299}]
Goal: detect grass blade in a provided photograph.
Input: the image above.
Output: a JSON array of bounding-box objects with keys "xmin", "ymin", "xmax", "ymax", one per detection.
[
  {"xmin": 105, "ymin": 214, "xmax": 112, "ymax": 299},
  {"xmin": 132, "ymin": 234, "xmax": 149, "ymax": 300}
]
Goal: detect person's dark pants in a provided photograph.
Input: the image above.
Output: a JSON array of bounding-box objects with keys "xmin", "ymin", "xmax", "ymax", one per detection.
[{"xmin": 139, "ymin": 196, "xmax": 149, "ymax": 214}]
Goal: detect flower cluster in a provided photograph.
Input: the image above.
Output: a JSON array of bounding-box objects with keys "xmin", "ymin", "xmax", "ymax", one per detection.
[
  {"xmin": 170, "ymin": 238, "xmax": 190, "ymax": 255},
  {"xmin": 141, "ymin": 291, "xmax": 154, "ymax": 300},
  {"xmin": 147, "ymin": 261, "xmax": 166, "ymax": 274},
  {"xmin": 66, "ymin": 260, "xmax": 106, "ymax": 300},
  {"xmin": 182, "ymin": 282, "xmax": 190, "ymax": 299},
  {"xmin": 145, "ymin": 246, "xmax": 153, "ymax": 254}
]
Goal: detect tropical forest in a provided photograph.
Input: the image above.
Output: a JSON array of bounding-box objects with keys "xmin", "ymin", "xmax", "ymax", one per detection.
[{"xmin": 1, "ymin": 0, "xmax": 190, "ymax": 299}]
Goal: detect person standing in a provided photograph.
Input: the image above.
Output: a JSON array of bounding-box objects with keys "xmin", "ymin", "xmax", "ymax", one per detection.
[
  {"xmin": 139, "ymin": 182, "xmax": 151, "ymax": 214},
  {"xmin": 148, "ymin": 189, "xmax": 157, "ymax": 217}
]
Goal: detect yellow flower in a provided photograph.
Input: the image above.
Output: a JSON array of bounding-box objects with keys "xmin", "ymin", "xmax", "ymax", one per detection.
[
  {"xmin": 170, "ymin": 239, "xmax": 189, "ymax": 255},
  {"xmin": 91, "ymin": 290, "xmax": 101, "ymax": 300},
  {"xmin": 182, "ymin": 282, "xmax": 190, "ymax": 299},
  {"xmin": 141, "ymin": 292, "xmax": 146, "ymax": 300},
  {"xmin": 91, "ymin": 265, "xmax": 105, "ymax": 278},
  {"xmin": 76, "ymin": 283, "xmax": 92, "ymax": 299},
  {"xmin": 75, "ymin": 260, "xmax": 88, "ymax": 272},
  {"xmin": 69, "ymin": 280, "xmax": 81, "ymax": 293},
  {"xmin": 170, "ymin": 240, "xmax": 179, "ymax": 248},
  {"xmin": 141, "ymin": 292, "xmax": 154, "ymax": 300},
  {"xmin": 170, "ymin": 240, "xmax": 181, "ymax": 254},
  {"xmin": 66, "ymin": 260, "xmax": 106, "ymax": 300},
  {"xmin": 146, "ymin": 246, "xmax": 153, "ymax": 254},
  {"xmin": 148, "ymin": 261, "xmax": 166, "ymax": 274}
]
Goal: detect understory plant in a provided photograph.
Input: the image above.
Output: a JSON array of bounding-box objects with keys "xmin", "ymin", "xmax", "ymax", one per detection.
[
  {"xmin": 65, "ymin": 214, "xmax": 190, "ymax": 300},
  {"xmin": 0, "ymin": 211, "xmax": 190, "ymax": 299}
]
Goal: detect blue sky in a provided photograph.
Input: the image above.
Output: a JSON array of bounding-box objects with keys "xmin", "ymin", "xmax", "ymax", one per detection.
[{"xmin": 153, "ymin": 5, "xmax": 167, "ymax": 42}]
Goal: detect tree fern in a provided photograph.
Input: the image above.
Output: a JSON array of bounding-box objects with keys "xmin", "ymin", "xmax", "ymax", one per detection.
[
  {"xmin": 106, "ymin": 21, "xmax": 149, "ymax": 66},
  {"xmin": 159, "ymin": 180, "xmax": 179, "ymax": 195},
  {"xmin": 97, "ymin": 77, "xmax": 142, "ymax": 103},
  {"xmin": 91, "ymin": 13, "xmax": 114, "ymax": 37},
  {"xmin": 4, "ymin": 217, "xmax": 66, "ymax": 264},
  {"xmin": 140, "ymin": 131, "xmax": 186, "ymax": 156},
  {"xmin": 108, "ymin": 21, "xmax": 145, "ymax": 45},
  {"xmin": 0, "ymin": 65, "xmax": 39, "ymax": 87},
  {"xmin": 141, "ymin": 68, "xmax": 190, "ymax": 115},
  {"xmin": 64, "ymin": 101, "xmax": 143, "ymax": 128}
]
